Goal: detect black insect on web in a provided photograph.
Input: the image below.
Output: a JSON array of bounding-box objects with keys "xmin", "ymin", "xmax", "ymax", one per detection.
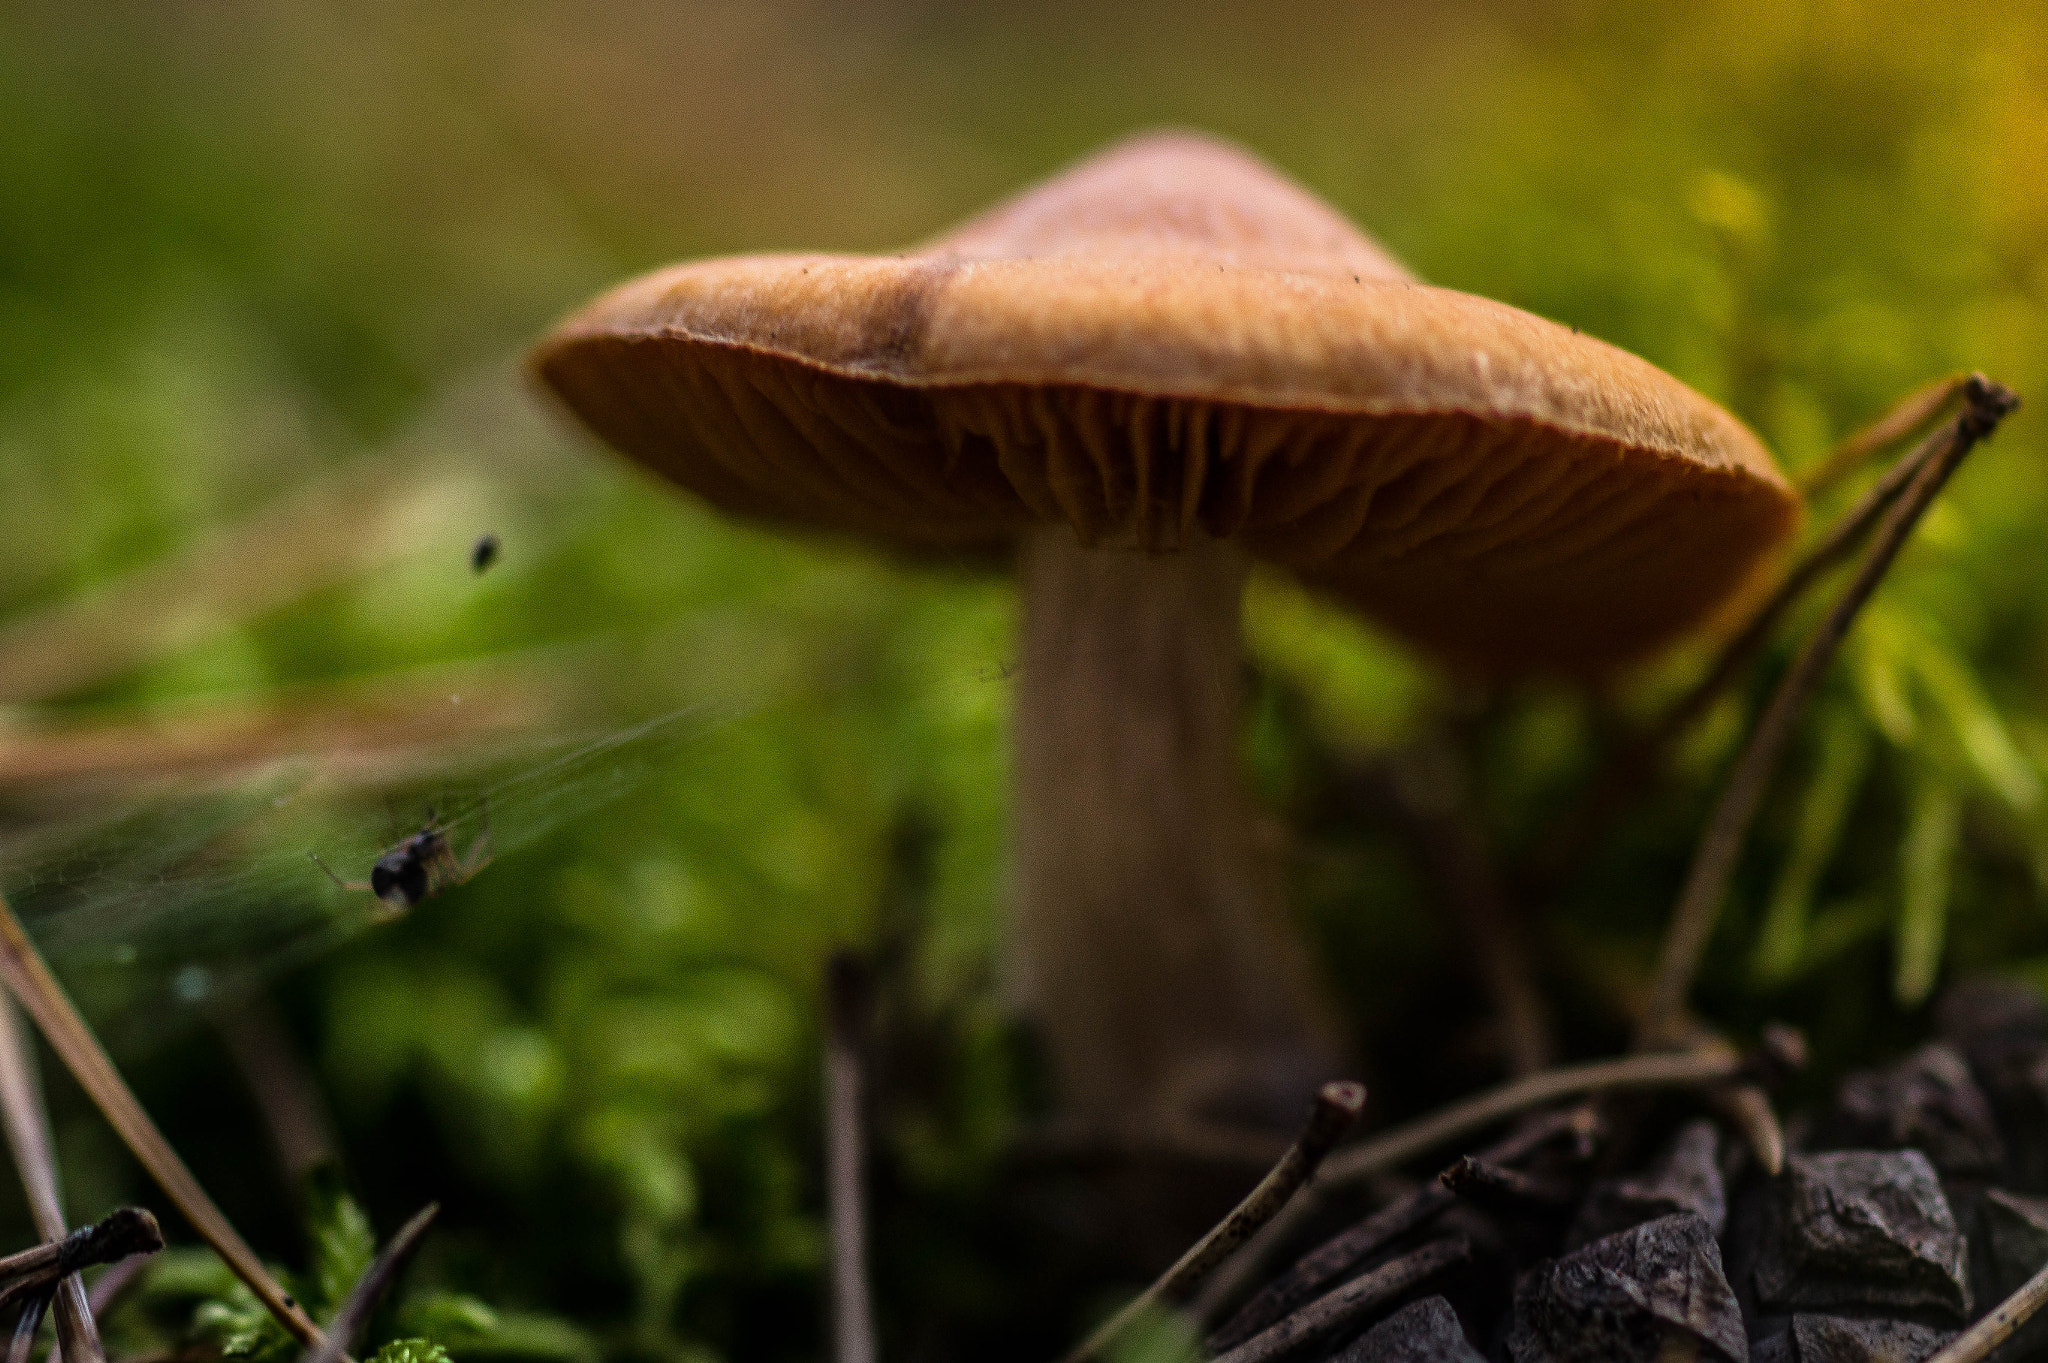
[
  {"xmin": 310, "ymin": 804, "xmax": 493, "ymax": 917},
  {"xmin": 0, "ymin": 705, "xmax": 730, "ymax": 1044}
]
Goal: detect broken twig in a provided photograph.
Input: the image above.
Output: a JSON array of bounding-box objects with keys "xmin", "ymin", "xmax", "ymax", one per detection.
[
  {"xmin": 1923, "ymin": 1249, "xmax": 2048, "ymax": 1363},
  {"xmin": 0, "ymin": 997, "xmax": 104, "ymax": 1363},
  {"xmin": 1208, "ymin": 1239, "xmax": 1469, "ymax": 1363},
  {"xmin": 1201, "ymin": 1033, "xmax": 1788, "ymax": 1321},
  {"xmin": 1529, "ymin": 373, "xmax": 1984, "ymax": 895},
  {"xmin": 1709, "ymin": 1082, "xmax": 1788, "ymax": 1176},
  {"xmin": 1800, "ymin": 371, "xmax": 1970, "ymax": 499},
  {"xmin": 1062, "ymin": 1080, "xmax": 1365, "ymax": 1363},
  {"xmin": 1320, "ymin": 1047, "xmax": 1743, "ymax": 1191},
  {"xmin": 8, "ymin": 1292, "xmax": 46, "ymax": 1363},
  {"xmin": 0, "ymin": 891, "xmax": 338, "ymax": 1354},
  {"xmin": 1202, "ymin": 1107, "xmax": 1589, "ymax": 1344},
  {"xmin": 1438, "ymin": 1155, "xmax": 1578, "ymax": 1216},
  {"xmin": 0, "ymin": 1209, "xmax": 163, "ymax": 1316},
  {"xmin": 300, "ymin": 1204, "xmax": 439, "ymax": 1363},
  {"xmin": 1648, "ymin": 416, "xmax": 1952, "ymax": 758},
  {"xmin": 1639, "ymin": 375, "xmax": 2019, "ymax": 1047}
]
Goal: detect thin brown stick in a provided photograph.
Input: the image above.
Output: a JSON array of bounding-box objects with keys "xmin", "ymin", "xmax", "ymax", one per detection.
[
  {"xmin": 1799, "ymin": 372, "xmax": 1969, "ymax": 499},
  {"xmin": 1647, "ymin": 421, "xmax": 1950, "ymax": 757},
  {"xmin": 9, "ymin": 1291, "xmax": 47, "ymax": 1363},
  {"xmin": 1207, "ymin": 1238, "xmax": 1469, "ymax": 1363},
  {"xmin": 1527, "ymin": 376, "xmax": 1978, "ymax": 898},
  {"xmin": 823, "ymin": 953, "xmax": 876, "ymax": 1363},
  {"xmin": 300, "ymin": 1203, "xmax": 439, "ymax": 1363},
  {"xmin": 1206, "ymin": 1044, "xmax": 1781, "ymax": 1323},
  {"xmin": 1438, "ymin": 1155, "xmax": 1577, "ymax": 1215},
  {"xmin": 1210, "ymin": 1037, "xmax": 1782, "ymax": 1309},
  {"xmin": 49, "ymin": 1275, "xmax": 92, "ymax": 1362},
  {"xmin": 1532, "ymin": 407, "xmax": 1956, "ymax": 895},
  {"xmin": 0, "ymin": 1209, "xmax": 162, "ymax": 1315},
  {"xmin": 0, "ymin": 1210, "xmax": 161, "ymax": 1284},
  {"xmin": 1201, "ymin": 1107, "xmax": 1590, "ymax": 1344},
  {"xmin": 1924, "ymin": 1249, "xmax": 2048, "ymax": 1363},
  {"xmin": 1639, "ymin": 376, "xmax": 2019, "ymax": 1047},
  {"xmin": 1708, "ymin": 1084, "xmax": 1786, "ymax": 1176},
  {"xmin": 1061, "ymin": 1080, "xmax": 1366, "ymax": 1363},
  {"xmin": 0, "ymin": 997, "xmax": 105, "ymax": 1363},
  {"xmin": 1203, "ymin": 1189, "xmax": 1449, "ymax": 1348},
  {"xmin": 0, "ymin": 891, "xmax": 338, "ymax": 1355},
  {"xmin": 1200, "ymin": 1048, "xmax": 1740, "ymax": 1309},
  {"xmin": 0, "ymin": 677, "xmax": 554, "ymax": 800},
  {"xmin": 1320, "ymin": 1048, "xmax": 1741, "ymax": 1191}
]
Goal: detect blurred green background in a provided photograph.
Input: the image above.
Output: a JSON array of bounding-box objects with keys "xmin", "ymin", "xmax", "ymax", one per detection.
[{"xmin": 2, "ymin": 0, "xmax": 2046, "ymax": 1359}]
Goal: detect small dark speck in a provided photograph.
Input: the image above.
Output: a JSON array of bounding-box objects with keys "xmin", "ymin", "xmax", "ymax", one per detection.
[
  {"xmin": 1572, "ymin": 326, "xmax": 1581, "ymax": 334},
  {"xmin": 471, "ymin": 533, "xmax": 500, "ymax": 574},
  {"xmin": 1353, "ymin": 275, "xmax": 1360, "ymax": 282},
  {"xmin": 282, "ymin": 1296, "xmax": 296, "ymax": 1309}
]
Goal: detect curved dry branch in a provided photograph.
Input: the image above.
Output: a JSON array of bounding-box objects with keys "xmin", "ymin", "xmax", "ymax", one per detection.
[
  {"xmin": 1639, "ymin": 376, "xmax": 2019, "ymax": 1047},
  {"xmin": 1061, "ymin": 1080, "xmax": 1365, "ymax": 1363},
  {"xmin": 0, "ymin": 892, "xmax": 337, "ymax": 1356}
]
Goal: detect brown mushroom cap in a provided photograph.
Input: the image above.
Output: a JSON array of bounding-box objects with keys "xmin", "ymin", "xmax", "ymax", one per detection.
[{"xmin": 532, "ymin": 132, "xmax": 1798, "ymax": 671}]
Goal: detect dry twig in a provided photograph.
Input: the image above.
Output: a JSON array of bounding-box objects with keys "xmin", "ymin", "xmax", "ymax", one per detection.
[
  {"xmin": 1707, "ymin": 1082, "xmax": 1787, "ymax": 1176},
  {"xmin": 0, "ymin": 1209, "xmax": 162, "ymax": 1322},
  {"xmin": 1201, "ymin": 1107, "xmax": 1588, "ymax": 1344},
  {"xmin": 6, "ymin": 1294, "xmax": 44, "ymax": 1363},
  {"xmin": 1207, "ymin": 1239, "xmax": 1469, "ymax": 1363},
  {"xmin": 1062, "ymin": 1080, "xmax": 1365, "ymax": 1363},
  {"xmin": 1526, "ymin": 374, "xmax": 1989, "ymax": 901},
  {"xmin": 1196, "ymin": 1038, "xmax": 1783, "ymax": 1320},
  {"xmin": 0, "ymin": 674, "xmax": 554, "ymax": 799},
  {"xmin": 1437, "ymin": 1155, "xmax": 1577, "ymax": 1216},
  {"xmin": 0, "ymin": 891, "xmax": 338, "ymax": 1355},
  {"xmin": 1924, "ymin": 1250, "xmax": 2048, "ymax": 1363},
  {"xmin": 300, "ymin": 1204, "xmax": 439, "ymax": 1363},
  {"xmin": 1639, "ymin": 375, "xmax": 2019, "ymax": 1047},
  {"xmin": 0, "ymin": 997, "xmax": 104, "ymax": 1363},
  {"xmin": 1799, "ymin": 371, "xmax": 1970, "ymax": 499},
  {"xmin": 1646, "ymin": 419, "xmax": 1952, "ymax": 759},
  {"xmin": 1320, "ymin": 1047, "xmax": 1744, "ymax": 1191}
]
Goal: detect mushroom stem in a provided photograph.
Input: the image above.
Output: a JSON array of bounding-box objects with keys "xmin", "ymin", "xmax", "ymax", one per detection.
[{"xmin": 1013, "ymin": 525, "xmax": 1339, "ymax": 1122}]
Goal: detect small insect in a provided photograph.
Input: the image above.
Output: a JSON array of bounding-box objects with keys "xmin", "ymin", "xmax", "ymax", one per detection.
[
  {"xmin": 470, "ymin": 533, "xmax": 500, "ymax": 574},
  {"xmin": 310, "ymin": 806, "xmax": 492, "ymax": 919}
]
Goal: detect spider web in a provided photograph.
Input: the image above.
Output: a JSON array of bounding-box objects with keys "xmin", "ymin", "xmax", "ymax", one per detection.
[{"xmin": 0, "ymin": 705, "xmax": 732, "ymax": 1040}]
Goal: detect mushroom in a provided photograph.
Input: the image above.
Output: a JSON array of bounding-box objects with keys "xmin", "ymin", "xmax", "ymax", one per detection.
[{"xmin": 529, "ymin": 132, "xmax": 1799, "ymax": 1125}]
